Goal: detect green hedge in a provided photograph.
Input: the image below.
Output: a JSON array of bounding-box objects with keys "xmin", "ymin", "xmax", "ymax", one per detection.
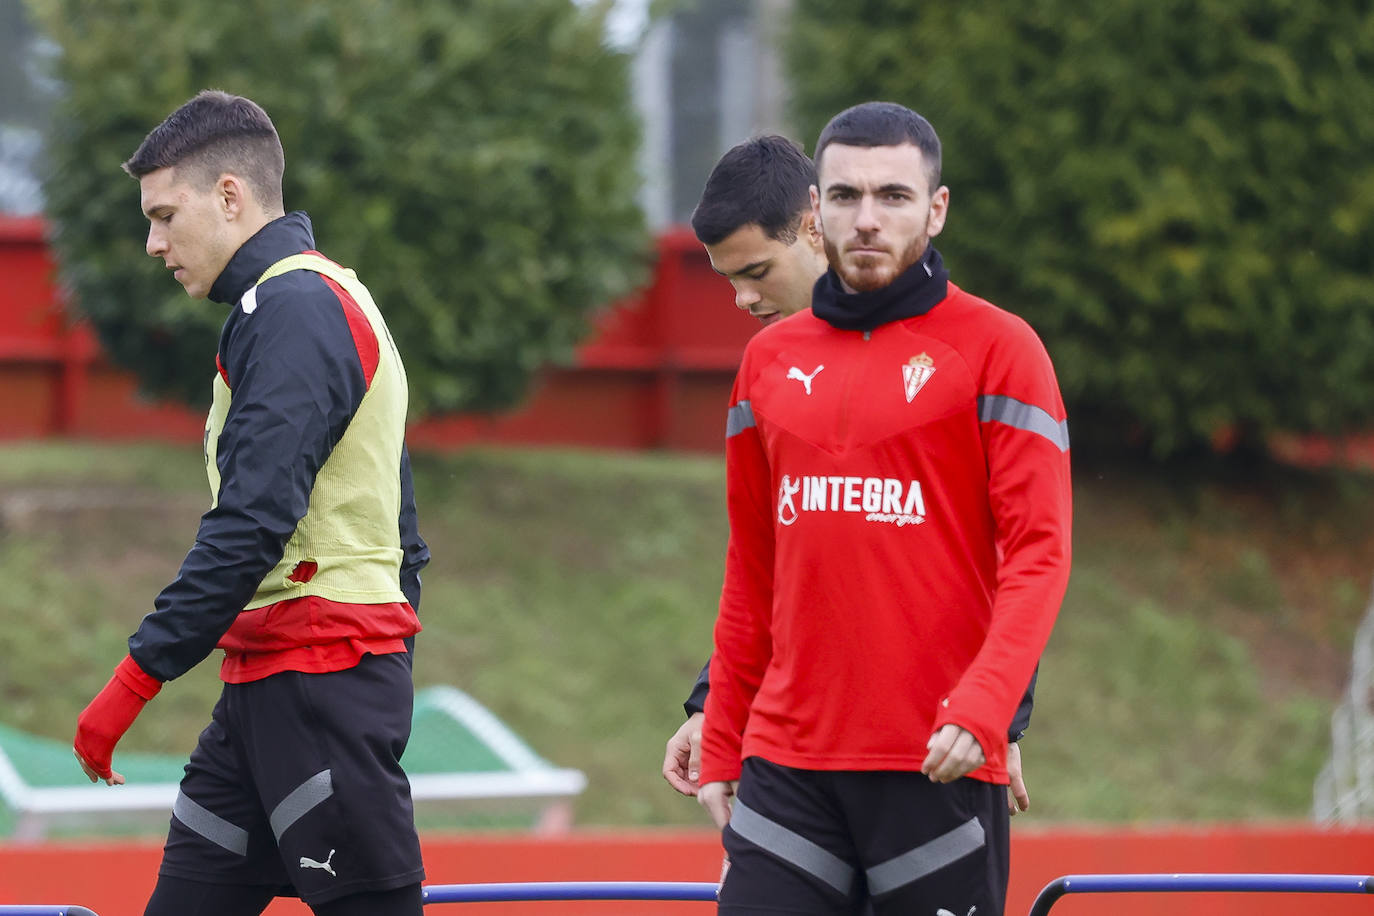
[
  {"xmin": 31, "ymin": 0, "xmax": 648, "ymax": 413},
  {"xmin": 788, "ymin": 0, "xmax": 1374, "ymax": 455}
]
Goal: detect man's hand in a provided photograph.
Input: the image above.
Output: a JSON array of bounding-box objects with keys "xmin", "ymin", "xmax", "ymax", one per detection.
[
  {"xmin": 74, "ymin": 747, "xmax": 125, "ymax": 786},
  {"xmin": 1007, "ymin": 741, "xmax": 1029, "ymax": 815},
  {"xmin": 73, "ymin": 655, "xmax": 161, "ymax": 786},
  {"xmin": 921, "ymin": 724, "xmax": 985, "ymax": 783},
  {"xmin": 698, "ymin": 779, "xmax": 737, "ymax": 829},
  {"xmin": 663, "ymin": 712, "xmax": 705, "ymax": 796}
]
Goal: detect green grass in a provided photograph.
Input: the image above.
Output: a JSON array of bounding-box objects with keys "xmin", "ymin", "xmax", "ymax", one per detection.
[{"xmin": 0, "ymin": 441, "xmax": 1370, "ymax": 829}]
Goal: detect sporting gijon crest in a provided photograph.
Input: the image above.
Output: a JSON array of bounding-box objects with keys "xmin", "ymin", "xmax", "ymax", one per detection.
[{"xmin": 903, "ymin": 352, "xmax": 935, "ymax": 403}]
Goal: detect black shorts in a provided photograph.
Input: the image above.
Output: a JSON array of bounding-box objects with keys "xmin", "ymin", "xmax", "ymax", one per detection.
[
  {"xmin": 157, "ymin": 651, "xmax": 425, "ymax": 906},
  {"xmin": 720, "ymin": 756, "xmax": 1009, "ymax": 916}
]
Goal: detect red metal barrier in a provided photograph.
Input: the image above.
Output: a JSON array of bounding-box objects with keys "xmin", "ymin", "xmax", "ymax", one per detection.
[
  {"xmin": 9, "ymin": 216, "xmax": 1374, "ymax": 461},
  {"xmin": 4, "ymin": 827, "xmax": 1374, "ymax": 915},
  {"xmin": 0, "ymin": 217, "xmax": 96, "ymax": 439},
  {"xmin": 0, "ymin": 219, "xmax": 755, "ymax": 451}
]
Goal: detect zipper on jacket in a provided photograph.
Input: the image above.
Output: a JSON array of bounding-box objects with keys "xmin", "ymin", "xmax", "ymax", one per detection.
[{"xmin": 838, "ymin": 330, "xmax": 870, "ymax": 446}]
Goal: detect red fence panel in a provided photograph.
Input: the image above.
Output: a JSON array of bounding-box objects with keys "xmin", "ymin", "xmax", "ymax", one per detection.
[
  {"xmin": 4, "ymin": 827, "xmax": 1374, "ymax": 915},
  {"xmin": 0, "ymin": 220, "xmax": 755, "ymax": 451}
]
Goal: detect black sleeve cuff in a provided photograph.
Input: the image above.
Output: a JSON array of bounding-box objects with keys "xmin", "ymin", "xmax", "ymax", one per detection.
[
  {"xmin": 683, "ymin": 657, "xmax": 711, "ymax": 716},
  {"xmin": 1008, "ymin": 664, "xmax": 1039, "ymax": 742}
]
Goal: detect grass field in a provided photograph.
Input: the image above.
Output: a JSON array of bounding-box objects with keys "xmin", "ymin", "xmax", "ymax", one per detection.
[{"xmin": 0, "ymin": 441, "xmax": 1370, "ymax": 829}]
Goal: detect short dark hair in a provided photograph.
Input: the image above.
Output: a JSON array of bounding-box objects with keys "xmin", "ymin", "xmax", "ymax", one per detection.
[
  {"xmin": 123, "ymin": 89, "xmax": 285, "ymax": 211},
  {"xmin": 690, "ymin": 135, "xmax": 817, "ymax": 246},
  {"xmin": 814, "ymin": 101, "xmax": 942, "ymax": 192}
]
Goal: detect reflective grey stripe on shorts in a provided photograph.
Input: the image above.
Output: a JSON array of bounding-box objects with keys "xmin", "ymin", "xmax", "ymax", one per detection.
[
  {"xmin": 269, "ymin": 769, "xmax": 334, "ymax": 841},
  {"xmin": 978, "ymin": 394, "xmax": 1070, "ymax": 452},
  {"xmin": 728, "ymin": 800, "xmax": 855, "ymax": 896},
  {"xmin": 726, "ymin": 400, "xmax": 756, "ymax": 438},
  {"xmin": 173, "ymin": 791, "xmax": 249, "ymax": 856},
  {"xmin": 865, "ymin": 817, "xmax": 985, "ymax": 897}
]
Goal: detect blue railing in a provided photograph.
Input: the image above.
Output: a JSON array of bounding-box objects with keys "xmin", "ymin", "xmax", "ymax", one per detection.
[
  {"xmin": 422, "ymin": 881, "xmax": 718, "ymax": 903},
  {"xmin": 1027, "ymin": 872, "xmax": 1374, "ymax": 916},
  {"xmin": 10, "ymin": 872, "xmax": 1372, "ymax": 914}
]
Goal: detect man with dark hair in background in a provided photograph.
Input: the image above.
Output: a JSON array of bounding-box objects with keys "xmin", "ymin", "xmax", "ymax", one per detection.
[
  {"xmin": 663, "ymin": 134, "xmax": 1037, "ymax": 823},
  {"xmin": 687, "ymin": 134, "xmax": 829, "ymax": 329},
  {"xmin": 72, "ymin": 89, "xmax": 429, "ymax": 916},
  {"xmin": 696, "ymin": 103, "xmax": 1071, "ymax": 915}
]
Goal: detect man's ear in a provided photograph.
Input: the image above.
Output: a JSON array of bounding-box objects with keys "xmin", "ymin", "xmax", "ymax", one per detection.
[
  {"xmin": 216, "ymin": 174, "xmax": 248, "ymax": 221},
  {"xmin": 927, "ymin": 185, "xmax": 950, "ymax": 239}
]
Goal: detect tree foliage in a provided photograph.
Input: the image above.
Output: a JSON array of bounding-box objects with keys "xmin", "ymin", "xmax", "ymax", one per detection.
[
  {"xmin": 30, "ymin": 0, "xmax": 648, "ymax": 413},
  {"xmin": 788, "ymin": 0, "xmax": 1374, "ymax": 455}
]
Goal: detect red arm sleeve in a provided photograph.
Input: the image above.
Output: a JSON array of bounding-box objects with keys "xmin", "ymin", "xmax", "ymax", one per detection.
[
  {"xmin": 936, "ymin": 316, "xmax": 1072, "ymax": 760},
  {"xmin": 700, "ymin": 368, "xmax": 775, "ymax": 784}
]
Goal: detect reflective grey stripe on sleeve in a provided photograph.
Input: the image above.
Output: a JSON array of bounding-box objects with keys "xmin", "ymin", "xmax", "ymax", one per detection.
[
  {"xmin": 865, "ymin": 817, "xmax": 985, "ymax": 897},
  {"xmin": 269, "ymin": 769, "xmax": 334, "ymax": 841},
  {"xmin": 978, "ymin": 395, "xmax": 1070, "ymax": 452},
  {"xmin": 726, "ymin": 400, "xmax": 756, "ymax": 438},
  {"xmin": 173, "ymin": 791, "xmax": 249, "ymax": 856},
  {"xmin": 728, "ymin": 800, "xmax": 855, "ymax": 896}
]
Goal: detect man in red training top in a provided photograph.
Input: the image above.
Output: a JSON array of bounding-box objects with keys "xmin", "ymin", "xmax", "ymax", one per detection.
[
  {"xmin": 698, "ymin": 102, "xmax": 1072, "ymax": 916},
  {"xmin": 663, "ymin": 135, "xmax": 1038, "ymax": 822}
]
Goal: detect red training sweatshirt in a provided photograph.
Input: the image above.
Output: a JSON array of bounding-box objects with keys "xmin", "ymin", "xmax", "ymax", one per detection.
[{"xmin": 700, "ymin": 281, "xmax": 1071, "ymax": 786}]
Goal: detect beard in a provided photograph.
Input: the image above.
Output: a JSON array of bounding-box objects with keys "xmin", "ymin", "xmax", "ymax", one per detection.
[{"xmin": 824, "ymin": 231, "xmax": 928, "ymax": 293}]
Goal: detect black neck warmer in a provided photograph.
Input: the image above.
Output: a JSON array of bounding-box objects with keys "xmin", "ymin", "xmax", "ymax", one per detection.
[{"xmin": 811, "ymin": 245, "xmax": 949, "ymax": 332}]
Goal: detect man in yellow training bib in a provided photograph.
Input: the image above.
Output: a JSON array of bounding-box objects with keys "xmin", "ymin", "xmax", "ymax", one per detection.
[{"xmin": 73, "ymin": 90, "xmax": 429, "ymax": 916}]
